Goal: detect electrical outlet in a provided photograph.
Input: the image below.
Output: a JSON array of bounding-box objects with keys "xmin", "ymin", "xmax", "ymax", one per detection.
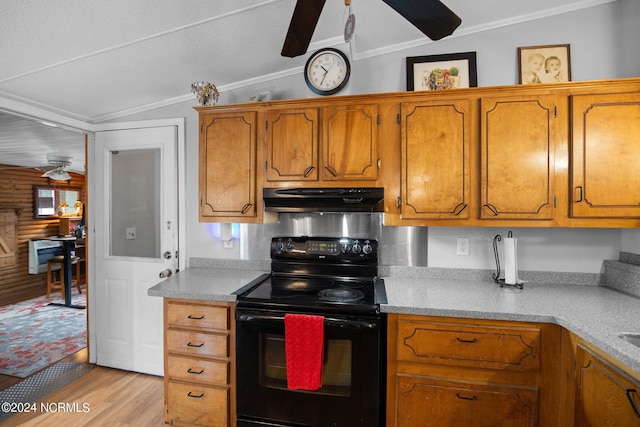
[
  {"xmin": 126, "ymin": 227, "xmax": 136, "ymax": 240},
  {"xmin": 456, "ymin": 237, "xmax": 469, "ymax": 256}
]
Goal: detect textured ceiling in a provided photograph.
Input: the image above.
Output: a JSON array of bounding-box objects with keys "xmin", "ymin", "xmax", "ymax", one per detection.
[{"xmin": 0, "ymin": 0, "xmax": 617, "ymax": 171}]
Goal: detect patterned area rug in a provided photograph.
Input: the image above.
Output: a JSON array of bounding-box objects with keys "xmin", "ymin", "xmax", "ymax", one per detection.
[{"xmin": 0, "ymin": 291, "xmax": 87, "ymax": 378}]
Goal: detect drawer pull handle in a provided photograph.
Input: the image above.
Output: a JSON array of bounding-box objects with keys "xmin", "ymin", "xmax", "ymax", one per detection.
[
  {"xmin": 456, "ymin": 337, "xmax": 478, "ymax": 344},
  {"xmin": 187, "ymin": 391, "xmax": 205, "ymax": 399},
  {"xmin": 188, "ymin": 314, "xmax": 205, "ymax": 320},
  {"xmin": 187, "ymin": 342, "xmax": 204, "ymax": 348},
  {"xmin": 456, "ymin": 393, "xmax": 477, "ymax": 401},
  {"xmin": 626, "ymin": 389, "xmax": 640, "ymax": 418},
  {"xmin": 188, "ymin": 368, "xmax": 204, "ymax": 374}
]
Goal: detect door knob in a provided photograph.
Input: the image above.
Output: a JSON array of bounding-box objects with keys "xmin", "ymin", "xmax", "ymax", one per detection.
[
  {"xmin": 163, "ymin": 251, "xmax": 172, "ymax": 259},
  {"xmin": 159, "ymin": 269, "xmax": 173, "ymax": 278}
]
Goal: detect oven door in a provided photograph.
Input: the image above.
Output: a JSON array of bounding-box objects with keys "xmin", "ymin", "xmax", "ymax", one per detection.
[{"xmin": 235, "ymin": 307, "xmax": 384, "ymax": 427}]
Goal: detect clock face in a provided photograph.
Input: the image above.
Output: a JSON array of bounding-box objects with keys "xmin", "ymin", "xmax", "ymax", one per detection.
[{"xmin": 304, "ymin": 48, "xmax": 351, "ymax": 96}]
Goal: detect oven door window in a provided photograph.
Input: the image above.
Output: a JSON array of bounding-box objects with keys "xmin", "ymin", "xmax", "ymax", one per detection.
[{"xmin": 262, "ymin": 333, "xmax": 351, "ymax": 396}]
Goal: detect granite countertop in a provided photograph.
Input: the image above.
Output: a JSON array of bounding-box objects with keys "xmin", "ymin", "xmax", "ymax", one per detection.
[
  {"xmin": 148, "ymin": 262, "xmax": 640, "ymax": 376},
  {"xmin": 148, "ymin": 267, "xmax": 269, "ymax": 302}
]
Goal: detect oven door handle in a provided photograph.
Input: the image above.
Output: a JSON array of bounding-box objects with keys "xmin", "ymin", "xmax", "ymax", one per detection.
[{"xmin": 236, "ymin": 313, "xmax": 378, "ymax": 330}]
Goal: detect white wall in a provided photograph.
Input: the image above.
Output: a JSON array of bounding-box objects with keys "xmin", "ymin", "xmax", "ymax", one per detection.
[{"xmin": 108, "ymin": 0, "xmax": 640, "ymax": 272}]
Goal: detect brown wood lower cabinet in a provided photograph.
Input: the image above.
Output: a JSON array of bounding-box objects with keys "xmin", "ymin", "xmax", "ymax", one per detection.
[
  {"xmin": 164, "ymin": 299, "xmax": 235, "ymax": 427},
  {"xmin": 576, "ymin": 344, "xmax": 640, "ymax": 427},
  {"xmin": 387, "ymin": 314, "xmax": 562, "ymax": 427},
  {"xmin": 396, "ymin": 375, "xmax": 537, "ymax": 427}
]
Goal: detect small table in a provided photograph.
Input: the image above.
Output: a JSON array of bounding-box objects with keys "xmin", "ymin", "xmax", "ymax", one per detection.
[{"xmin": 48, "ymin": 236, "xmax": 85, "ymax": 309}]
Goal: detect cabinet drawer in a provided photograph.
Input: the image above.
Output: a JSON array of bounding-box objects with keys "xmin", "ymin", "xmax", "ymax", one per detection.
[
  {"xmin": 167, "ymin": 354, "xmax": 229, "ymax": 385},
  {"xmin": 167, "ymin": 381, "xmax": 228, "ymax": 427},
  {"xmin": 167, "ymin": 302, "xmax": 229, "ymax": 330},
  {"xmin": 167, "ymin": 329, "xmax": 229, "ymax": 358},
  {"xmin": 397, "ymin": 320, "xmax": 540, "ymax": 372},
  {"xmin": 396, "ymin": 375, "xmax": 537, "ymax": 427}
]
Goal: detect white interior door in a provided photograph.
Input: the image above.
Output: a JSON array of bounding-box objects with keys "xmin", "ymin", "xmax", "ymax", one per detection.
[{"xmin": 92, "ymin": 124, "xmax": 180, "ymax": 375}]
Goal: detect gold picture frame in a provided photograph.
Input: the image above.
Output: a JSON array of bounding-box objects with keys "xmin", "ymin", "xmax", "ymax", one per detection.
[{"xmin": 518, "ymin": 44, "xmax": 571, "ymax": 84}]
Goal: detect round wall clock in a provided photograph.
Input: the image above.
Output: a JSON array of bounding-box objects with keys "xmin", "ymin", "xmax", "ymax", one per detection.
[{"xmin": 304, "ymin": 48, "xmax": 351, "ymax": 96}]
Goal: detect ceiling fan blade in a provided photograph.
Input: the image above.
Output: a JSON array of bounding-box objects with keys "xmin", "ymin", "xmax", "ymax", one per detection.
[
  {"xmin": 382, "ymin": 0, "xmax": 461, "ymax": 40},
  {"xmin": 281, "ymin": 0, "xmax": 326, "ymax": 58}
]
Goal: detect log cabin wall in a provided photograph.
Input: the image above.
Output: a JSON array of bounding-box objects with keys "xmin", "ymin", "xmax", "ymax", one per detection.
[{"xmin": 0, "ymin": 165, "xmax": 85, "ymax": 306}]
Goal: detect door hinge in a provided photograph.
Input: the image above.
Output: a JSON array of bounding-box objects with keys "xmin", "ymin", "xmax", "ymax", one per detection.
[
  {"xmin": 377, "ymin": 115, "xmax": 381, "ymax": 125},
  {"xmin": 377, "ymin": 158, "xmax": 381, "ymax": 169},
  {"xmin": 554, "ymin": 106, "xmax": 557, "ymax": 118},
  {"xmin": 265, "ymin": 120, "xmax": 268, "ymax": 131},
  {"xmin": 554, "ymin": 196, "xmax": 557, "ymax": 208},
  {"xmin": 265, "ymin": 160, "xmax": 268, "ymax": 171},
  {"xmin": 397, "ymin": 113, "xmax": 401, "ymax": 124}
]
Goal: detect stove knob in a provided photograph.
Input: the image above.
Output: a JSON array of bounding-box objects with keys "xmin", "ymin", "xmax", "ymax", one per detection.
[
  {"xmin": 362, "ymin": 242, "xmax": 373, "ymax": 254},
  {"xmin": 275, "ymin": 240, "xmax": 284, "ymax": 251},
  {"xmin": 285, "ymin": 239, "xmax": 295, "ymax": 251},
  {"xmin": 352, "ymin": 242, "xmax": 362, "ymax": 254}
]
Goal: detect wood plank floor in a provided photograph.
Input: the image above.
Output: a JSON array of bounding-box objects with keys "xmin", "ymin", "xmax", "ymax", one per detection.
[{"xmin": 2, "ymin": 364, "xmax": 165, "ymax": 426}]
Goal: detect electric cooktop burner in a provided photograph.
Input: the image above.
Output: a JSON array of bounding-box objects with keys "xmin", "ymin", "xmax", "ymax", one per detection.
[{"xmin": 318, "ymin": 287, "xmax": 364, "ymax": 302}]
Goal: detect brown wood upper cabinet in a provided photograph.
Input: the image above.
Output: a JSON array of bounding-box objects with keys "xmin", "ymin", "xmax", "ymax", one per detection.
[
  {"xmin": 571, "ymin": 91, "xmax": 640, "ymax": 218},
  {"xmin": 199, "ymin": 110, "xmax": 258, "ymax": 221},
  {"xmin": 480, "ymin": 95, "xmax": 557, "ymax": 220},
  {"xmin": 266, "ymin": 107, "xmax": 319, "ymax": 182},
  {"xmin": 265, "ymin": 103, "xmax": 380, "ymax": 184},
  {"xmin": 322, "ymin": 103, "xmax": 379, "ymax": 181},
  {"xmin": 399, "ymin": 99, "xmax": 471, "ymax": 220}
]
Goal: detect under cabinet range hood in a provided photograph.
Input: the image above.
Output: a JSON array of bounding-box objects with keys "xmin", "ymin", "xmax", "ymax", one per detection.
[{"xmin": 263, "ymin": 187, "xmax": 384, "ymax": 213}]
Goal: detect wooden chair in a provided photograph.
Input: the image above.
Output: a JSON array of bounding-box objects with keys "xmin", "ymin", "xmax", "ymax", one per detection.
[{"xmin": 46, "ymin": 255, "xmax": 82, "ymax": 298}]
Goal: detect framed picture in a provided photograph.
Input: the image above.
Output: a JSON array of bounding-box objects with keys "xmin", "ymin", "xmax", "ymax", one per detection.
[
  {"xmin": 406, "ymin": 52, "xmax": 477, "ymax": 91},
  {"xmin": 249, "ymin": 88, "xmax": 274, "ymax": 102},
  {"xmin": 518, "ymin": 44, "xmax": 571, "ymax": 84}
]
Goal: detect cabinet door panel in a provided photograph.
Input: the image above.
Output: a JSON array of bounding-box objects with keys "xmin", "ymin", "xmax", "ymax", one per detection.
[
  {"xmin": 322, "ymin": 104, "xmax": 379, "ymax": 181},
  {"xmin": 396, "ymin": 375, "xmax": 537, "ymax": 427},
  {"xmin": 267, "ymin": 108, "xmax": 319, "ymax": 181},
  {"xmin": 401, "ymin": 100, "xmax": 470, "ymax": 219},
  {"xmin": 481, "ymin": 96, "xmax": 556, "ymax": 219},
  {"xmin": 199, "ymin": 112, "xmax": 257, "ymax": 219},
  {"xmin": 571, "ymin": 92, "xmax": 640, "ymax": 218},
  {"xmin": 576, "ymin": 345, "xmax": 640, "ymax": 427}
]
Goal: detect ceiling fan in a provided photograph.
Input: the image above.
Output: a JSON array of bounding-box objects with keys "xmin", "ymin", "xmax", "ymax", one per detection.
[
  {"xmin": 281, "ymin": 0, "xmax": 462, "ymax": 58},
  {"xmin": 0, "ymin": 153, "xmax": 78, "ymax": 181},
  {"xmin": 40, "ymin": 154, "xmax": 74, "ymax": 181}
]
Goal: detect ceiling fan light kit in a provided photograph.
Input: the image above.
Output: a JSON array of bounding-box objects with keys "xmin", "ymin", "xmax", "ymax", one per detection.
[{"xmin": 42, "ymin": 169, "xmax": 72, "ymax": 181}]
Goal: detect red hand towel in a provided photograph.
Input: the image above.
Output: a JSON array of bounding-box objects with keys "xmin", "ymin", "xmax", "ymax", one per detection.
[{"xmin": 284, "ymin": 313, "xmax": 324, "ymax": 390}]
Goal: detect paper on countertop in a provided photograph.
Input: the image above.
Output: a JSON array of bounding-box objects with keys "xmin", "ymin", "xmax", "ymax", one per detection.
[{"xmin": 503, "ymin": 237, "xmax": 520, "ymax": 285}]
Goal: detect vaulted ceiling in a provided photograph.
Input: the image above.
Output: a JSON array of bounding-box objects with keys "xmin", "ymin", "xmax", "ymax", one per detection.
[{"xmin": 0, "ymin": 0, "xmax": 617, "ymax": 172}]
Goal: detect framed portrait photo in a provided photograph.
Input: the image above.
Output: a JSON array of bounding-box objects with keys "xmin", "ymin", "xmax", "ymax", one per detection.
[
  {"xmin": 406, "ymin": 52, "xmax": 477, "ymax": 91},
  {"xmin": 518, "ymin": 44, "xmax": 571, "ymax": 84}
]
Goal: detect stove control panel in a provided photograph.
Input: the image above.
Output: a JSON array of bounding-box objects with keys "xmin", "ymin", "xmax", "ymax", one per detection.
[{"xmin": 272, "ymin": 237, "xmax": 377, "ymax": 260}]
